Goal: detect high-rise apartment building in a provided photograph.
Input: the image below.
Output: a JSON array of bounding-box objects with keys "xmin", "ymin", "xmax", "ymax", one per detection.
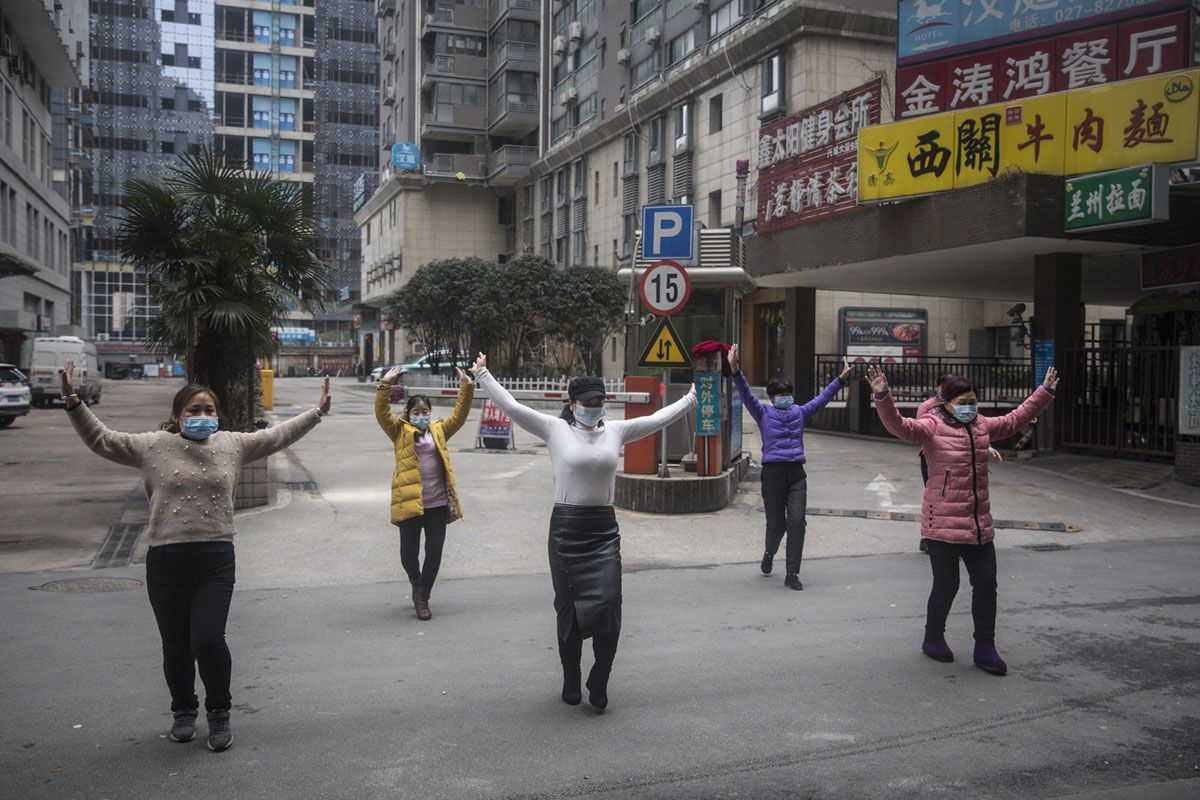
[
  {"xmin": 356, "ymin": 0, "xmax": 540, "ymax": 370},
  {"xmin": 0, "ymin": 0, "xmax": 88, "ymax": 367},
  {"xmin": 78, "ymin": 0, "xmax": 376, "ymax": 361}
]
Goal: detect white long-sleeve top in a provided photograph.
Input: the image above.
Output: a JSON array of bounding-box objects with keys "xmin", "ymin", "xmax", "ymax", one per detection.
[{"xmin": 475, "ymin": 368, "xmax": 698, "ymax": 506}]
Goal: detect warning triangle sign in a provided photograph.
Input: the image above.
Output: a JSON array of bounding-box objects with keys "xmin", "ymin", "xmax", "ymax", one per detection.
[{"xmin": 637, "ymin": 316, "xmax": 691, "ymax": 368}]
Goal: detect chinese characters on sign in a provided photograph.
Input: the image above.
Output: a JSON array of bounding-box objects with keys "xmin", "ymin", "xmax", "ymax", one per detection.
[
  {"xmin": 756, "ymin": 79, "xmax": 881, "ymax": 235},
  {"xmin": 1064, "ymin": 164, "xmax": 1168, "ymax": 231},
  {"xmin": 897, "ymin": 11, "xmax": 1192, "ymax": 118},
  {"xmin": 1141, "ymin": 244, "xmax": 1200, "ymax": 290},
  {"xmin": 694, "ymin": 371, "xmax": 722, "ymax": 436},
  {"xmin": 858, "ymin": 68, "xmax": 1199, "ymax": 202},
  {"xmin": 1179, "ymin": 347, "xmax": 1200, "ymax": 436},
  {"xmin": 840, "ymin": 308, "xmax": 928, "ymax": 362},
  {"xmin": 896, "ymin": 0, "xmax": 1187, "ymax": 64}
]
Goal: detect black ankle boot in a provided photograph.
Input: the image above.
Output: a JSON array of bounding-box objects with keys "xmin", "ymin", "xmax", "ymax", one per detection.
[
  {"xmin": 784, "ymin": 573, "xmax": 803, "ymax": 590},
  {"xmin": 586, "ymin": 666, "xmax": 610, "ymax": 711},
  {"xmin": 760, "ymin": 550, "xmax": 774, "ymax": 575},
  {"xmin": 561, "ymin": 668, "xmax": 582, "ymax": 705}
]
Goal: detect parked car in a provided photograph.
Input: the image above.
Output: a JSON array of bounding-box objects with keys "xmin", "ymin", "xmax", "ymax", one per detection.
[
  {"xmin": 0, "ymin": 364, "xmax": 31, "ymax": 428},
  {"xmin": 29, "ymin": 337, "xmax": 103, "ymax": 407},
  {"xmin": 399, "ymin": 351, "xmax": 471, "ymax": 379}
]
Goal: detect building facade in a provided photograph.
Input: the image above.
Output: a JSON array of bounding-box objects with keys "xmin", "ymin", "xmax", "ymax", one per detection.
[
  {"xmin": 0, "ymin": 0, "xmax": 87, "ymax": 368},
  {"xmin": 357, "ymin": 0, "xmax": 540, "ymax": 370}
]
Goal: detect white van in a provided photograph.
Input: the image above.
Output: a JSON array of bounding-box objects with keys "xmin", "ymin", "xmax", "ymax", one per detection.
[{"xmin": 29, "ymin": 337, "xmax": 103, "ymax": 407}]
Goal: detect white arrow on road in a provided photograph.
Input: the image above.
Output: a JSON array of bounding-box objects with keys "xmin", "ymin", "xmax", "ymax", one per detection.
[{"xmin": 865, "ymin": 473, "xmax": 899, "ymax": 508}]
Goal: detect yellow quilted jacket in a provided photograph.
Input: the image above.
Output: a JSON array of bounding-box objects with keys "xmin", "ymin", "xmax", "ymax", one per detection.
[{"xmin": 375, "ymin": 379, "xmax": 475, "ymax": 525}]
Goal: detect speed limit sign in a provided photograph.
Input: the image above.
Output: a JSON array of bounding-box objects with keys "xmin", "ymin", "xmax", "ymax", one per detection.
[{"xmin": 639, "ymin": 260, "xmax": 692, "ymax": 316}]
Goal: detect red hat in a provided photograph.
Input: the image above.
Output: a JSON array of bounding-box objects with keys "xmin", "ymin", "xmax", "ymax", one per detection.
[{"xmin": 690, "ymin": 340, "xmax": 732, "ymax": 376}]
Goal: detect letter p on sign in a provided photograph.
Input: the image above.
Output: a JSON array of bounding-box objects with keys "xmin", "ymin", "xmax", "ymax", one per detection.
[{"xmin": 641, "ymin": 204, "xmax": 694, "ymax": 261}]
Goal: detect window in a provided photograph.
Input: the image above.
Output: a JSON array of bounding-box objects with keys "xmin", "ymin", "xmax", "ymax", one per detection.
[
  {"xmin": 572, "ymin": 231, "xmax": 585, "ymax": 261},
  {"xmin": 612, "ymin": 162, "xmax": 619, "ymax": 196},
  {"xmin": 556, "ymin": 168, "xmax": 569, "ymax": 205},
  {"xmin": 594, "ymin": 170, "xmax": 600, "ymax": 202},
  {"xmin": 161, "ymin": 9, "xmax": 175, "ymax": 21},
  {"xmin": 437, "ymin": 33, "xmax": 486, "ymax": 57},
  {"xmin": 161, "ymin": 140, "xmax": 175, "ymax": 153},
  {"xmin": 161, "ymin": 53, "xmax": 176, "ymax": 66},
  {"xmin": 573, "ymin": 160, "xmax": 587, "ymax": 199},
  {"xmin": 621, "ymin": 213, "xmax": 635, "ymax": 257},
  {"xmin": 709, "ymin": 93, "xmax": 723, "ymax": 134},
  {"xmin": 523, "ymin": 184, "xmax": 535, "ymax": 217},
  {"xmin": 540, "ymin": 176, "xmax": 553, "ymax": 211},
  {"xmin": 708, "ymin": 190, "xmax": 722, "ymax": 227},
  {"xmin": 669, "ymin": 27, "xmax": 696, "ymax": 65},
  {"xmin": 556, "ymin": 234, "xmax": 568, "ymax": 265},
  {"xmin": 709, "ymin": 1, "xmax": 738, "ymax": 38},
  {"xmin": 551, "ymin": 113, "xmax": 571, "ymax": 142},
  {"xmin": 574, "ymin": 94, "xmax": 597, "ymax": 126},
  {"xmin": 622, "ymin": 132, "xmax": 638, "ymax": 174},
  {"xmin": 161, "ymin": 97, "xmax": 175, "ymax": 110},
  {"xmin": 632, "ymin": 52, "xmax": 660, "ymax": 89},
  {"xmin": 2, "ymin": 86, "xmax": 11, "ymax": 147},
  {"xmin": 761, "ymin": 51, "xmax": 784, "ymax": 115},
  {"xmin": 647, "ymin": 116, "xmax": 664, "ymax": 164},
  {"xmin": 673, "ymin": 101, "xmax": 691, "ymax": 152},
  {"xmin": 667, "ymin": 0, "xmax": 690, "ymax": 16},
  {"xmin": 594, "ymin": 244, "xmax": 599, "ymax": 265},
  {"xmin": 632, "ymin": 0, "xmax": 658, "ymax": 19},
  {"xmin": 579, "ymin": 0, "xmax": 596, "ymax": 22}
]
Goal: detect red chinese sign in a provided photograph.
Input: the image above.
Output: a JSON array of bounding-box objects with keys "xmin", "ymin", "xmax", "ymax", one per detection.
[
  {"xmin": 756, "ymin": 79, "xmax": 881, "ymax": 236},
  {"xmin": 1142, "ymin": 244, "xmax": 1200, "ymax": 290},
  {"xmin": 896, "ymin": 11, "xmax": 1193, "ymax": 119}
]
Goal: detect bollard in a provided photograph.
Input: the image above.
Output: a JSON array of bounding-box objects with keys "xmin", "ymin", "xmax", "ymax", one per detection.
[
  {"xmin": 259, "ymin": 369, "xmax": 274, "ymax": 410},
  {"xmin": 622, "ymin": 375, "xmax": 662, "ymax": 474}
]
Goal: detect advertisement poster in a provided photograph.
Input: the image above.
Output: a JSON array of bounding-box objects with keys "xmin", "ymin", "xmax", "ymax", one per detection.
[
  {"xmin": 840, "ymin": 308, "xmax": 928, "ymax": 363},
  {"xmin": 1179, "ymin": 346, "xmax": 1200, "ymax": 436}
]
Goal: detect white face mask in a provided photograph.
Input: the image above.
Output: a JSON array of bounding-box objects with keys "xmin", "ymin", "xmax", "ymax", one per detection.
[{"xmin": 573, "ymin": 405, "xmax": 606, "ymax": 427}]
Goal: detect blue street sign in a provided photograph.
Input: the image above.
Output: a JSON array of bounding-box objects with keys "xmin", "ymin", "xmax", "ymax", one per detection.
[
  {"xmin": 694, "ymin": 370, "xmax": 722, "ymax": 436},
  {"xmin": 641, "ymin": 204, "xmax": 694, "ymax": 261},
  {"xmin": 391, "ymin": 142, "xmax": 419, "ymax": 171}
]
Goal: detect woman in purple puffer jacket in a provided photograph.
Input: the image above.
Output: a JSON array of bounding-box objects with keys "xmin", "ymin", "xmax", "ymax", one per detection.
[
  {"xmin": 730, "ymin": 345, "xmax": 852, "ymax": 591},
  {"xmin": 866, "ymin": 365, "xmax": 1058, "ymax": 676}
]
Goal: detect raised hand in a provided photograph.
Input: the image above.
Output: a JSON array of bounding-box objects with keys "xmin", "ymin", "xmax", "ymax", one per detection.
[
  {"xmin": 470, "ymin": 352, "xmax": 487, "ymax": 375},
  {"xmin": 687, "ymin": 383, "xmax": 697, "ymax": 397},
  {"xmin": 319, "ymin": 376, "xmax": 331, "ymax": 413},
  {"xmin": 864, "ymin": 364, "xmax": 889, "ymax": 394},
  {"xmin": 989, "ymin": 447, "xmax": 1004, "ymax": 463},
  {"xmin": 382, "ymin": 366, "xmax": 402, "ymax": 383},
  {"xmin": 1043, "ymin": 366, "xmax": 1059, "ymax": 391},
  {"xmin": 60, "ymin": 359, "xmax": 75, "ymax": 397},
  {"xmin": 728, "ymin": 344, "xmax": 740, "ymax": 374},
  {"xmin": 839, "ymin": 357, "xmax": 853, "ymax": 382},
  {"xmin": 456, "ymin": 367, "xmax": 472, "ymax": 383}
]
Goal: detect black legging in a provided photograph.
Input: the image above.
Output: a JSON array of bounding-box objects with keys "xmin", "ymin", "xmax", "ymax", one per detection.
[
  {"xmin": 557, "ymin": 612, "xmax": 619, "ymax": 680},
  {"xmin": 145, "ymin": 544, "xmax": 236, "ymax": 713},
  {"xmin": 397, "ymin": 506, "xmax": 449, "ymax": 589},
  {"xmin": 924, "ymin": 539, "xmax": 997, "ymax": 641}
]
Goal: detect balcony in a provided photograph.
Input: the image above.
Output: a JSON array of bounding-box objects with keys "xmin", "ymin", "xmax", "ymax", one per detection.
[
  {"xmin": 424, "ymin": 53, "xmax": 488, "ymax": 82},
  {"xmin": 422, "ymin": 3, "xmax": 488, "ymax": 35},
  {"xmin": 423, "ymin": 153, "xmax": 486, "ymax": 180},
  {"xmin": 488, "ymin": 96, "xmax": 537, "ymax": 137},
  {"xmin": 422, "ymin": 106, "xmax": 488, "ymax": 139},
  {"xmin": 489, "ymin": 41, "xmax": 538, "ymax": 76},
  {"xmin": 487, "ymin": 145, "xmax": 537, "ymax": 186},
  {"xmin": 377, "ymin": 0, "xmax": 396, "ymax": 16},
  {"xmin": 490, "ymin": 0, "xmax": 539, "ymax": 26}
]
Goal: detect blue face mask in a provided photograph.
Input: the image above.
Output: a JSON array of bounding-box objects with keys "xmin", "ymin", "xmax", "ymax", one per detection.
[
  {"xmin": 772, "ymin": 396, "xmax": 795, "ymax": 409},
  {"xmin": 181, "ymin": 415, "xmax": 219, "ymax": 441},
  {"xmin": 953, "ymin": 405, "xmax": 978, "ymax": 424},
  {"xmin": 574, "ymin": 405, "xmax": 606, "ymax": 427},
  {"xmin": 409, "ymin": 414, "xmax": 431, "ymax": 430}
]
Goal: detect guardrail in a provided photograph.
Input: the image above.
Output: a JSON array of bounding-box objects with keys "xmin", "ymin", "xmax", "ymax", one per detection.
[{"xmin": 403, "ymin": 385, "xmax": 650, "ymax": 404}]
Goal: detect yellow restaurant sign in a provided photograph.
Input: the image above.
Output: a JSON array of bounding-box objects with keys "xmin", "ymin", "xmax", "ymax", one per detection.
[{"xmin": 858, "ymin": 68, "xmax": 1199, "ymax": 203}]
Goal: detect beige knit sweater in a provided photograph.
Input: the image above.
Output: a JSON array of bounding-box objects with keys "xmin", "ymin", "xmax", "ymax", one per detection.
[{"xmin": 68, "ymin": 403, "xmax": 323, "ymax": 546}]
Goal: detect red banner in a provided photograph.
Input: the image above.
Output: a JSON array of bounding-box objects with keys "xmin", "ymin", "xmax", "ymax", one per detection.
[
  {"xmin": 755, "ymin": 79, "xmax": 881, "ymax": 236},
  {"xmin": 1142, "ymin": 244, "xmax": 1200, "ymax": 290},
  {"xmin": 897, "ymin": 10, "xmax": 1193, "ymax": 119},
  {"xmin": 479, "ymin": 398, "xmax": 512, "ymax": 438}
]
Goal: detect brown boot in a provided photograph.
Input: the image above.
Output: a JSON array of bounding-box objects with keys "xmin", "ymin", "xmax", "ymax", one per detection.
[{"xmin": 414, "ymin": 586, "xmax": 432, "ymax": 621}]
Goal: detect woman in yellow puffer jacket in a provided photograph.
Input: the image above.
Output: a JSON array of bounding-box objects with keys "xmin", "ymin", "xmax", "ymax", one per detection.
[{"xmin": 376, "ymin": 366, "xmax": 475, "ymax": 620}]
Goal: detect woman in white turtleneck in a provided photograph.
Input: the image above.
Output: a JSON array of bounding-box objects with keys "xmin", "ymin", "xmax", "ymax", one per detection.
[{"xmin": 470, "ymin": 353, "xmax": 696, "ymax": 712}]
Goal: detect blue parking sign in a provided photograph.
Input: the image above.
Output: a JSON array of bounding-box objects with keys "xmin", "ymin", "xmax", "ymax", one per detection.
[
  {"xmin": 391, "ymin": 142, "xmax": 419, "ymax": 171},
  {"xmin": 642, "ymin": 205, "xmax": 694, "ymax": 261}
]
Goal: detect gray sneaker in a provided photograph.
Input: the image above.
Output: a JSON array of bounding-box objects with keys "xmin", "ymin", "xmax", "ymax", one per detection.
[
  {"xmin": 206, "ymin": 710, "xmax": 233, "ymax": 752},
  {"xmin": 170, "ymin": 709, "xmax": 198, "ymax": 743}
]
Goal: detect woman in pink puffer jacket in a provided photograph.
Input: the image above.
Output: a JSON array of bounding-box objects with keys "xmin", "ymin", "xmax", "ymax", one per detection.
[{"xmin": 865, "ymin": 365, "xmax": 1059, "ymax": 676}]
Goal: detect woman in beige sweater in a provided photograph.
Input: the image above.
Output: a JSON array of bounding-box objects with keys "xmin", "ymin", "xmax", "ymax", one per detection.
[{"xmin": 61, "ymin": 359, "xmax": 330, "ymax": 752}]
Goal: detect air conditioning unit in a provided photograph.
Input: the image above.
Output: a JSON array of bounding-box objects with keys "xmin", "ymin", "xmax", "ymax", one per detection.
[
  {"xmin": 692, "ymin": 0, "xmax": 708, "ymax": 8},
  {"xmin": 568, "ymin": 21, "xmax": 583, "ymax": 41},
  {"xmin": 559, "ymin": 86, "xmax": 578, "ymax": 106},
  {"xmin": 617, "ymin": 47, "xmax": 630, "ymax": 65},
  {"xmin": 552, "ymin": 35, "xmax": 567, "ymax": 56},
  {"xmin": 645, "ymin": 26, "xmax": 660, "ymax": 44}
]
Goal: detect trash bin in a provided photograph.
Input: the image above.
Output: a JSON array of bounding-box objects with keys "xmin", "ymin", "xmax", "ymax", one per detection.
[{"xmin": 259, "ymin": 369, "xmax": 274, "ymax": 410}]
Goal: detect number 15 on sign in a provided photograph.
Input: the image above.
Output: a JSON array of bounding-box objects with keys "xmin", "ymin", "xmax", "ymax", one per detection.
[{"xmin": 639, "ymin": 260, "xmax": 692, "ymax": 316}]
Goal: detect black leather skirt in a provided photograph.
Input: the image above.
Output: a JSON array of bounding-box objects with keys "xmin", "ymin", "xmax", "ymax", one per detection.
[{"xmin": 548, "ymin": 504, "xmax": 621, "ymax": 641}]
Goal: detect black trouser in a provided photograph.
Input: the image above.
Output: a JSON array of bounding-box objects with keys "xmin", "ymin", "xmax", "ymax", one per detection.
[
  {"xmin": 145, "ymin": 543, "xmax": 236, "ymax": 713},
  {"xmin": 760, "ymin": 461, "xmax": 808, "ymax": 575},
  {"xmin": 557, "ymin": 612, "xmax": 619, "ymax": 680},
  {"xmin": 924, "ymin": 539, "xmax": 997, "ymax": 642},
  {"xmin": 397, "ymin": 506, "xmax": 449, "ymax": 590}
]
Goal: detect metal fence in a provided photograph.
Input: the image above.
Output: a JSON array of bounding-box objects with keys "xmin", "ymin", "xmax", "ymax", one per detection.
[
  {"xmin": 814, "ymin": 355, "xmax": 1035, "ymax": 405},
  {"xmin": 1060, "ymin": 346, "xmax": 1178, "ymax": 457},
  {"xmin": 415, "ymin": 374, "xmax": 625, "ymax": 393}
]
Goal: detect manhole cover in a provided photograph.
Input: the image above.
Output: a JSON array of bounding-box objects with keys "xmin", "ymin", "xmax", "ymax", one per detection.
[
  {"xmin": 33, "ymin": 577, "xmax": 143, "ymax": 593},
  {"xmin": 1018, "ymin": 544, "xmax": 1073, "ymax": 552},
  {"xmin": 285, "ymin": 481, "xmax": 317, "ymax": 491}
]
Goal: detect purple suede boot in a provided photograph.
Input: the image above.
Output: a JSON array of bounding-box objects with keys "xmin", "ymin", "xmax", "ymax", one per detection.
[
  {"xmin": 973, "ymin": 640, "xmax": 1008, "ymax": 675},
  {"xmin": 921, "ymin": 634, "xmax": 954, "ymax": 663}
]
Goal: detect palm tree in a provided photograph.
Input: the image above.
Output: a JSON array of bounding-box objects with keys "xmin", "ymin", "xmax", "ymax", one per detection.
[{"xmin": 117, "ymin": 152, "xmax": 327, "ymax": 429}]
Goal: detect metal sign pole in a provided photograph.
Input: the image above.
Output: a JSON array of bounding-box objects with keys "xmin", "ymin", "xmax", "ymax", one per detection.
[{"xmin": 660, "ymin": 369, "xmax": 670, "ymax": 477}]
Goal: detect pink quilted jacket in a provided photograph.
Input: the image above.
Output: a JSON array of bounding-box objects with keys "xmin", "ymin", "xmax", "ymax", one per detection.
[{"xmin": 874, "ymin": 387, "xmax": 1054, "ymax": 544}]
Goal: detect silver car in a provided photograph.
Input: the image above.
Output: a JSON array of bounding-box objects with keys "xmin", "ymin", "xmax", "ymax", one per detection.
[{"xmin": 0, "ymin": 364, "xmax": 32, "ymax": 429}]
